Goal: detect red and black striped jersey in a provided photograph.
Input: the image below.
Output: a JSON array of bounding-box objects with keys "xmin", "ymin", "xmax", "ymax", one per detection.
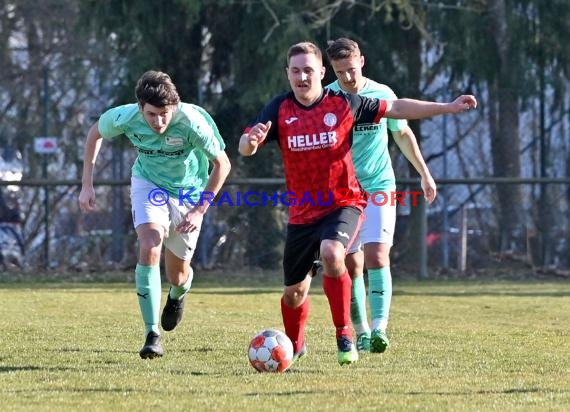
[{"xmin": 245, "ymin": 88, "xmax": 387, "ymax": 224}]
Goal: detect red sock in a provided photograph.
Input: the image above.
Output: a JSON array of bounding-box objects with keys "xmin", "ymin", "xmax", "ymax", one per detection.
[
  {"xmin": 281, "ymin": 297, "xmax": 309, "ymax": 353},
  {"xmin": 322, "ymin": 271, "xmax": 353, "ymax": 339}
]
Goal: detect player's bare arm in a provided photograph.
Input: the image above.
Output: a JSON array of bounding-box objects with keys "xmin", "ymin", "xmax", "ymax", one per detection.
[
  {"xmin": 385, "ymin": 95, "xmax": 477, "ymax": 119},
  {"xmin": 176, "ymin": 150, "xmax": 231, "ymax": 233},
  {"xmin": 78, "ymin": 121, "xmax": 104, "ymax": 212},
  {"xmin": 392, "ymin": 126, "xmax": 437, "ymax": 204},
  {"xmin": 238, "ymin": 121, "xmax": 272, "ymax": 156}
]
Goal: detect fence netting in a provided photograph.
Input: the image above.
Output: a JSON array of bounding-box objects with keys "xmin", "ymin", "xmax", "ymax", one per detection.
[{"xmin": 1, "ymin": 180, "xmax": 568, "ymax": 278}]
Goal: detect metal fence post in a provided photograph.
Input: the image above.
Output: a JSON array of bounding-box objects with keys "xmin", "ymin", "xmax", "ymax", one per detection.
[
  {"xmin": 458, "ymin": 205, "xmax": 468, "ymax": 272},
  {"xmin": 42, "ymin": 66, "xmax": 50, "ymax": 267}
]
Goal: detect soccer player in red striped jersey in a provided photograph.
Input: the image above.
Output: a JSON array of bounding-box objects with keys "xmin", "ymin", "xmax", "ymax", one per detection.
[{"xmin": 239, "ymin": 41, "xmax": 476, "ymax": 366}]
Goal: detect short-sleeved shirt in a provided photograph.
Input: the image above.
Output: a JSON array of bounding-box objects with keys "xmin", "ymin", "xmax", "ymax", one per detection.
[
  {"xmin": 327, "ymin": 79, "xmax": 407, "ymax": 193},
  {"xmin": 98, "ymin": 103, "xmax": 225, "ymax": 200},
  {"xmin": 244, "ymin": 89, "xmax": 386, "ymax": 224}
]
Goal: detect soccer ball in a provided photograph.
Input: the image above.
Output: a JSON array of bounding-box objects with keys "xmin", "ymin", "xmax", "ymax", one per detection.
[{"xmin": 248, "ymin": 329, "xmax": 294, "ymax": 373}]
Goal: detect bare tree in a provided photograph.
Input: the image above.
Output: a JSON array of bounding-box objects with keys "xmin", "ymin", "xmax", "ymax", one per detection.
[{"xmin": 0, "ymin": 0, "xmax": 121, "ymax": 267}]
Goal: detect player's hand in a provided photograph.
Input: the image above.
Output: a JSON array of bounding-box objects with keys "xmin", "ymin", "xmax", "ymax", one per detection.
[
  {"xmin": 176, "ymin": 208, "xmax": 204, "ymax": 233},
  {"xmin": 246, "ymin": 121, "xmax": 272, "ymax": 147},
  {"xmin": 448, "ymin": 95, "xmax": 477, "ymax": 113},
  {"xmin": 421, "ymin": 174, "xmax": 437, "ymax": 204},
  {"xmin": 78, "ymin": 186, "xmax": 96, "ymax": 212}
]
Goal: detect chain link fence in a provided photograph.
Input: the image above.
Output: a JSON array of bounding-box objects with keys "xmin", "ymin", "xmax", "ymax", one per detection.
[{"xmin": 1, "ymin": 178, "xmax": 569, "ymax": 277}]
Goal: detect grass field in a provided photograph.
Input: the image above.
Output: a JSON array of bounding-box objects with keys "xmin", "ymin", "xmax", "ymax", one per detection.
[{"xmin": 1, "ymin": 275, "xmax": 569, "ymax": 411}]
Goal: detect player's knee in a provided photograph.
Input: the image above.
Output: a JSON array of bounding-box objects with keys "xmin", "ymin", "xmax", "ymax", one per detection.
[
  {"xmin": 167, "ymin": 270, "xmax": 185, "ymax": 286},
  {"xmin": 137, "ymin": 232, "xmax": 163, "ymax": 264},
  {"xmin": 320, "ymin": 253, "xmax": 345, "ymax": 277},
  {"xmin": 345, "ymin": 252, "xmax": 364, "ymax": 276},
  {"xmin": 364, "ymin": 244, "xmax": 391, "ymax": 268},
  {"xmin": 368, "ymin": 254, "xmax": 390, "ymax": 269},
  {"xmin": 320, "ymin": 242, "xmax": 344, "ymax": 267},
  {"xmin": 166, "ymin": 263, "xmax": 193, "ymax": 286},
  {"xmin": 138, "ymin": 244, "xmax": 162, "ymax": 265},
  {"xmin": 283, "ymin": 285, "xmax": 307, "ymax": 308}
]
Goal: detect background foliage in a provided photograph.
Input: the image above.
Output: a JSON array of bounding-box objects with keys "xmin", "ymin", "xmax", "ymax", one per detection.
[{"xmin": 1, "ymin": 0, "xmax": 569, "ymax": 272}]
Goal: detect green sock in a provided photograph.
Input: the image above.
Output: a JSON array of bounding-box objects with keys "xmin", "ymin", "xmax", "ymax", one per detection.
[
  {"xmin": 135, "ymin": 264, "xmax": 162, "ymax": 335},
  {"xmin": 368, "ymin": 267, "xmax": 392, "ymax": 332},
  {"xmin": 169, "ymin": 267, "xmax": 194, "ymax": 300},
  {"xmin": 350, "ymin": 275, "xmax": 370, "ymax": 335}
]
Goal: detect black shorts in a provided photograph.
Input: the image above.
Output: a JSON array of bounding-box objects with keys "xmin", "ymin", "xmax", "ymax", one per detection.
[{"xmin": 283, "ymin": 206, "xmax": 362, "ymax": 286}]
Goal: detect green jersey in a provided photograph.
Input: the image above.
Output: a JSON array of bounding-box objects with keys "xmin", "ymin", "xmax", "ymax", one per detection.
[
  {"xmin": 327, "ymin": 79, "xmax": 407, "ymax": 192},
  {"xmin": 98, "ymin": 103, "xmax": 225, "ymax": 199}
]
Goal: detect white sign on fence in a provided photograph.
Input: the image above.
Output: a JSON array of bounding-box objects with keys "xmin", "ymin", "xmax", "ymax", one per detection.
[{"xmin": 34, "ymin": 137, "xmax": 59, "ymax": 154}]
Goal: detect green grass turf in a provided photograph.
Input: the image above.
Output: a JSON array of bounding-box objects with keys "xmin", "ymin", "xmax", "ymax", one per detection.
[{"xmin": 1, "ymin": 277, "xmax": 569, "ymax": 411}]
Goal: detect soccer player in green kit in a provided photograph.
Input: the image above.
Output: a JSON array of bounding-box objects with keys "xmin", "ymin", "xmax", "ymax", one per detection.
[
  {"xmin": 326, "ymin": 38, "xmax": 437, "ymax": 353},
  {"xmin": 79, "ymin": 71, "xmax": 231, "ymax": 358}
]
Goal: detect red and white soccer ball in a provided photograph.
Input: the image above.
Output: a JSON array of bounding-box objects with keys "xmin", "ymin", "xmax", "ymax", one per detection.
[{"xmin": 248, "ymin": 329, "xmax": 294, "ymax": 373}]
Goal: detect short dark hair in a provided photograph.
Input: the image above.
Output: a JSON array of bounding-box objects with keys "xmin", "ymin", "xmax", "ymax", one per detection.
[
  {"xmin": 286, "ymin": 42, "xmax": 323, "ymax": 66},
  {"xmin": 135, "ymin": 70, "xmax": 180, "ymax": 107},
  {"xmin": 325, "ymin": 38, "xmax": 361, "ymax": 61}
]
